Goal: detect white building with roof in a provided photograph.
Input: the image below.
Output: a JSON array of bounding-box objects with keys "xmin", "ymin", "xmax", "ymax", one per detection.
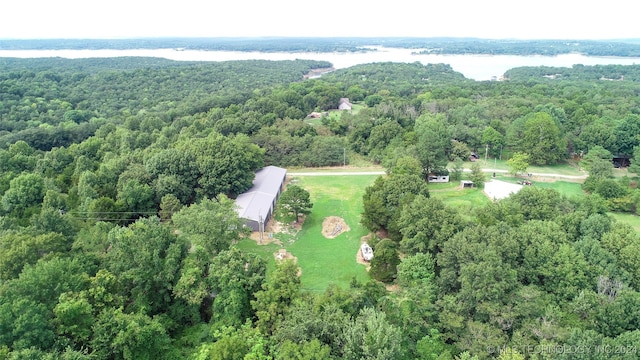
[{"xmin": 234, "ymin": 165, "xmax": 287, "ymax": 231}]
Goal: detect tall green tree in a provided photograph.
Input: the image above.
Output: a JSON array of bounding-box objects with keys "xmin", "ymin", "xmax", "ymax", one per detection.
[
  {"xmin": 469, "ymin": 162, "xmax": 486, "ymax": 188},
  {"xmin": 507, "ymin": 152, "xmax": 530, "ymax": 176},
  {"xmin": 1, "ymin": 173, "xmax": 45, "ymax": 215},
  {"xmin": 171, "ymin": 196, "xmax": 249, "ymax": 308},
  {"xmin": 520, "ymin": 112, "xmax": 566, "ymax": 165},
  {"xmin": 342, "ymin": 307, "xmax": 403, "ymax": 360},
  {"xmin": 209, "ymin": 248, "xmax": 267, "ymax": 327},
  {"xmin": 415, "ymin": 114, "xmax": 452, "ymax": 177},
  {"xmin": 398, "ymin": 195, "xmax": 465, "ymax": 256},
  {"xmin": 482, "ymin": 126, "xmax": 505, "ymax": 158},
  {"xmin": 629, "ymin": 145, "xmax": 640, "ymax": 175},
  {"xmin": 106, "ymin": 217, "xmax": 186, "ymax": 314},
  {"xmin": 450, "ymin": 157, "xmax": 464, "ymax": 181},
  {"xmin": 90, "ymin": 308, "xmax": 173, "ymax": 360},
  {"xmin": 361, "ymin": 173, "xmax": 430, "ymax": 239},
  {"xmin": 614, "ymin": 114, "xmax": 640, "ymax": 156},
  {"xmin": 581, "ymin": 145, "xmax": 612, "ymax": 172},
  {"xmin": 252, "ymin": 260, "xmax": 301, "ymax": 335},
  {"xmin": 369, "ymin": 239, "xmax": 400, "ymax": 283},
  {"xmin": 278, "ymin": 185, "xmax": 313, "ymax": 223}
]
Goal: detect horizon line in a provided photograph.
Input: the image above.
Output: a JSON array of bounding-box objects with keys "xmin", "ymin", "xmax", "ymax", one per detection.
[{"xmin": 1, "ymin": 36, "xmax": 639, "ymax": 42}]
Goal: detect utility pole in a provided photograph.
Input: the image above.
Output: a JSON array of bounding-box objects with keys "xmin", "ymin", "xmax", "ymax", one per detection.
[
  {"xmin": 485, "ymin": 144, "xmax": 489, "ymax": 163},
  {"xmin": 493, "ymin": 157, "xmax": 497, "ymax": 178},
  {"xmin": 258, "ymin": 212, "xmax": 263, "ymax": 245}
]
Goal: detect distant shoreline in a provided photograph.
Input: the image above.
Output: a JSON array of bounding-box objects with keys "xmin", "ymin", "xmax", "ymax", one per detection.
[{"xmin": 2, "ymin": 37, "xmax": 640, "ymax": 58}]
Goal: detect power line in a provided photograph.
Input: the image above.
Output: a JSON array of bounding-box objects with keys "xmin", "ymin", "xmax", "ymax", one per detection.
[{"xmin": 70, "ymin": 211, "xmax": 165, "ymax": 214}]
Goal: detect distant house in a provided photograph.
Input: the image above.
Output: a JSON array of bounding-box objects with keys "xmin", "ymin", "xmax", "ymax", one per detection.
[
  {"xmin": 613, "ymin": 154, "xmax": 631, "ymax": 168},
  {"xmin": 234, "ymin": 166, "xmax": 287, "ymax": 231},
  {"xmin": 428, "ymin": 175, "xmax": 449, "ymax": 183},
  {"xmin": 338, "ymin": 98, "xmax": 352, "ymax": 110},
  {"xmin": 307, "ymin": 112, "xmax": 323, "ymax": 119}
]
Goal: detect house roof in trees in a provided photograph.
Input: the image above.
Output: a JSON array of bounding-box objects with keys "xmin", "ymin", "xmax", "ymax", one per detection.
[
  {"xmin": 234, "ymin": 165, "xmax": 287, "ymax": 224},
  {"xmin": 338, "ymin": 97, "xmax": 352, "ymax": 110}
]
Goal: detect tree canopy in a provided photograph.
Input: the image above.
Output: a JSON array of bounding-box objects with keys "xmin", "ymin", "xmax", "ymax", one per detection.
[{"xmin": 4, "ymin": 51, "xmax": 640, "ymax": 359}]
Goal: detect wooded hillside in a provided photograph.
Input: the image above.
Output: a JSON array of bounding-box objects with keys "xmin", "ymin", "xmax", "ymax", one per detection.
[{"xmin": 1, "ymin": 56, "xmax": 640, "ymax": 359}]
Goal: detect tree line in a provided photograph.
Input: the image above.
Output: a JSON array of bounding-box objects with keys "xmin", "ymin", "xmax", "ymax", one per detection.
[{"xmin": 5, "ymin": 38, "xmax": 640, "ymax": 57}]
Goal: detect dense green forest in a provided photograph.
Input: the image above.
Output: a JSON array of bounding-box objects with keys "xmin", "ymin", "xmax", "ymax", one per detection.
[
  {"xmin": 2, "ymin": 55, "xmax": 640, "ymax": 359},
  {"xmin": 4, "ymin": 37, "xmax": 640, "ymax": 56}
]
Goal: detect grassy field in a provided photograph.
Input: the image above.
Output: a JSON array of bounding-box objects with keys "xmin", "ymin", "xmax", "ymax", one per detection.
[
  {"xmin": 236, "ymin": 161, "xmax": 596, "ymax": 293},
  {"xmin": 286, "ymin": 165, "xmax": 384, "ymax": 173},
  {"xmin": 492, "ymin": 174, "xmax": 586, "ymax": 198},
  {"xmin": 451, "ymin": 159, "xmax": 585, "ymax": 176},
  {"xmin": 237, "ymin": 174, "xmax": 377, "ymax": 292},
  {"xmin": 610, "ymin": 212, "xmax": 640, "ymax": 232},
  {"xmin": 427, "ymin": 182, "xmax": 491, "ymax": 220},
  {"xmin": 304, "ymin": 103, "xmax": 364, "ymax": 126}
]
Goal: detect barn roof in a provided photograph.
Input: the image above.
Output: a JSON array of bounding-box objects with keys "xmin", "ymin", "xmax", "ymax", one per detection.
[{"xmin": 235, "ymin": 166, "xmax": 287, "ymax": 222}]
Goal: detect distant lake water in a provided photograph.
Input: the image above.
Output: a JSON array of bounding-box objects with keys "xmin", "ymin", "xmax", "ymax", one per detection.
[{"xmin": 2, "ymin": 47, "xmax": 640, "ymax": 81}]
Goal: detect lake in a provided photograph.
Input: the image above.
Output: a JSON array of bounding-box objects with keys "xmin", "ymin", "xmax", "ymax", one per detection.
[{"xmin": 2, "ymin": 47, "xmax": 640, "ymax": 81}]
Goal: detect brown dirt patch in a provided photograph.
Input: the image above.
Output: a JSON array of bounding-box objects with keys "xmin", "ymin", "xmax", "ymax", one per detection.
[
  {"xmin": 274, "ymin": 248, "xmax": 296, "ymax": 262},
  {"xmin": 291, "ymin": 215, "xmax": 306, "ymax": 231},
  {"xmin": 385, "ymin": 284, "xmax": 400, "ymax": 292},
  {"xmin": 376, "ymin": 228, "xmax": 389, "ymax": 239},
  {"xmin": 322, "ymin": 216, "xmax": 350, "ymax": 238},
  {"xmin": 356, "ymin": 234, "xmax": 372, "ymax": 271},
  {"xmin": 248, "ymin": 218, "xmax": 284, "ymax": 245},
  {"xmin": 273, "ymin": 249, "xmax": 302, "ymax": 276}
]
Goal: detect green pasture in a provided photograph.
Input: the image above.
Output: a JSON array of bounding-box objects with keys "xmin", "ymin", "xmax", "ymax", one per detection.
[
  {"xmin": 238, "ymin": 174, "xmax": 377, "ymax": 292},
  {"xmin": 427, "ymin": 182, "xmax": 491, "ymax": 219},
  {"xmin": 286, "ymin": 165, "xmax": 384, "ymax": 173},
  {"xmin": 237, "ymin": 167, "xmax": 592, "ymax": 293},
  {"xmin": 492, "ymin": 174, "xmax": 585, "ymax": 198},
  {"xmin": 452, "ymin": 159, "xmax": 585, "ymax": 176},
  {"xmin": 610, "ymin": 212, "xmax": 640, "ymax": 232}
]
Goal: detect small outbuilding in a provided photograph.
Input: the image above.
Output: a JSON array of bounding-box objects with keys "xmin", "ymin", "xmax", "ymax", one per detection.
[
  {"xmin": 461, "ymin": 180, "xmax": 474, "ymax": 188},
  {"xmin": 234, "ymin": 166, "xmax": 287, "ymax": 231},
  {"xmin": 428, "ymin": 175, "xmax": 450, "ymax": 183},
  {"xmin": 338, "ymin": 98, "xmax": 352, "ymax": 110}
]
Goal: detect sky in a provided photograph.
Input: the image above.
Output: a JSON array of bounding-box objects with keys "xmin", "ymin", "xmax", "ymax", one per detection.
[{"xmin": 1, "ymin": 0, "xmax": 638, "ymax": 40}]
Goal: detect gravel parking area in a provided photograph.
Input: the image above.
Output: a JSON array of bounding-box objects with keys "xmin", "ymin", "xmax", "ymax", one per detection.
[{"xmin": 484, "ymin": 179, "xmax": 523, "ymax": 201}]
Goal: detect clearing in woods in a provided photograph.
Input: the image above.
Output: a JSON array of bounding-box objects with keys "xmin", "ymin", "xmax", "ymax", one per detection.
[{"xmin": 237, "ymin": 174, "xmax": 377, "ymax": 292}]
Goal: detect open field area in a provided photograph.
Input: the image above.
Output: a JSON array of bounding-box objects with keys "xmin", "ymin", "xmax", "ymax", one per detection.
[
  {"xmin": 493, "ymin": 174, "xmax": 586, "ymax": 198},
  {"xmin": 454, "ymin": 159, "xmax": 586, "ymax": 177},
  {"xmin": 427, "ymin": 182, "xmax": 491, "ymax": 219},
  {"xmin": 238, "ymin": 174, "xmax": 378, "ymax": 291},
  {"xmin": 610, "ymin": 212, "xmax": 640, "ymax": 232}
]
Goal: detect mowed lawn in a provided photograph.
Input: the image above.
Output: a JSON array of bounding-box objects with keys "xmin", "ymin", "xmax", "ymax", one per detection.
[
  {"xmin": 238, "ymin": 175, "xmax": 378, "ymax": 292},
  {"xmin": 494, "ymin": 175, "xmax": 586, "ymax": 198},
  {"xmin": 610, "ymin": 212, "xmax": 640, "ymax": 232},
  {"xmin": 237, "ymin": 172, "xmax": 588, "ymax": 292},
  {"xmin": 455, "ymin": 159, "xmax": 585, "ymax": 176},
  {"xmin": 427, "ymin": 182, "xmax": 491, "ymax": 220}
]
